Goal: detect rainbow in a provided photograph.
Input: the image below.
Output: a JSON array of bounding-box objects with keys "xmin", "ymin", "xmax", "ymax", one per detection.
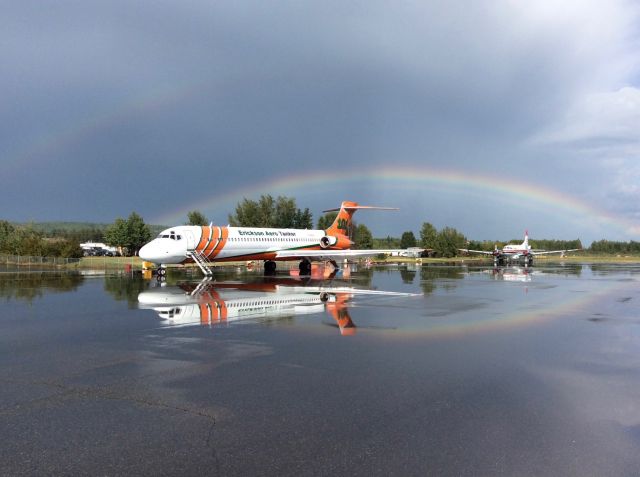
[
  {"xmin": 4, "ymin": 80, "xmax": 206, "ymax": 176},
  {"xmin": 293, "ymin": 267, "xmax": 634, "ymax": 340},
  {"xmin": 153, "ymin": 166, "xmax": 640, "ymax": 236},
  {"xmin": 376, "ymin": 279, "xmax": 615, "ymax": 340}
]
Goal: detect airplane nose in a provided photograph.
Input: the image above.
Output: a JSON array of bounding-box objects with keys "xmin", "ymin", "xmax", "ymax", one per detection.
[{"xmin": 139, "ymin": 242, "xmax": 156, "ymax": 262}]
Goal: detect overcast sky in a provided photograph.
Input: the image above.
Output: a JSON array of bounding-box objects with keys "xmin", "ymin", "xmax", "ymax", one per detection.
[{"xmin": 2, "ymin": 1, "xmax": 639, "ymax": 243}]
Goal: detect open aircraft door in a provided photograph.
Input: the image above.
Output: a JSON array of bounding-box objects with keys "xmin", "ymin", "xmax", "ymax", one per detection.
[{"xmin": 184, "ymin": 230, "xmax": 196, "ymax": 251}]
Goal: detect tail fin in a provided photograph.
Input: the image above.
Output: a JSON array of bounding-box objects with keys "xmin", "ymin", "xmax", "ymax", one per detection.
[
  {"xmin": 324, "ymin": 201, "xmax": 398, "ymax": 238},
  {"xmin": 523, "ymin": 230, "xmax": 529, "ymax": 249}
]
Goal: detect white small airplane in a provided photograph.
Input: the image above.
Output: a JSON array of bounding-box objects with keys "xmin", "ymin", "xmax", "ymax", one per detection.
[
  {"xmin": 459, "ymin": 231, "xmax": 581, "ymax": 266},
  {"xmin": 139, "ymin": 201, "xmax": 417, "ymax": 276}
]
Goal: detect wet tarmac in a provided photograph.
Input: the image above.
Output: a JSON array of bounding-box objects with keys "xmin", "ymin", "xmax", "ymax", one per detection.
[{"xmin": 2, "ymin": 263, "xmax": 640, "ymax": 476}]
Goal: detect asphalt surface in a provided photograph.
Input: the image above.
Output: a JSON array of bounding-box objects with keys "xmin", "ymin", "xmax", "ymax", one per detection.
[{"xmin": 2, "ymin": 264, "xmax": 640, "ymax": 476}]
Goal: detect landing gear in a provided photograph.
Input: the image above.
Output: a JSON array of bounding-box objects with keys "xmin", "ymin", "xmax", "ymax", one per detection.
[
  {"xmin": 264, "ymin": 260, "xmax": 277, "ymax": 275},
  {"xmin": 156, "ymin": 266, "xmax": 167, "ymax": 282},
  {"xmin": 299, "ymin": 259, "xmax": 312, "ymax": 276}
]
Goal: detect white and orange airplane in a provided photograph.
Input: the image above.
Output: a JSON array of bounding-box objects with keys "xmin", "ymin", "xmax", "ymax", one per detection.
[
  {"xmin": 459, "ymin": 230, "xmax": 581, "ymax": 266},
  {"xmin": 139, "ymin": 201, "xmax": 411, "ymax": 275}
]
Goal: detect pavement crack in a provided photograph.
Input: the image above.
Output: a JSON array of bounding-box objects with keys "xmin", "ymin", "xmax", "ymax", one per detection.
[{"xmin": 206, "ymin": 419, "xmax": 222, "ymax": 474}]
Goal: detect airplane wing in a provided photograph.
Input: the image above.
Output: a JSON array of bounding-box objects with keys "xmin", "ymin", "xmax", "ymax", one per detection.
[
  {"xmin": 275, "ymin": 249, "xmax": 414, "ymax": 260},
  {"xmin": 530, "ymin": 249, "xmax": 582, "ymax": 256},
  {"xmin": 458, "ymin": 249, "xmax": 496, "ymax": 255}
]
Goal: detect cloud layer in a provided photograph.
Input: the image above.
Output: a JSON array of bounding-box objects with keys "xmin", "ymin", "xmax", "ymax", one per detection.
[{"xmin": 1, "ymin": 1, "xmax": 639, "ymax": 242}]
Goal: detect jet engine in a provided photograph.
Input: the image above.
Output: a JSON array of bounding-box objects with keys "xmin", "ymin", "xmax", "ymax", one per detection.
[
  {"xmin": 320, "ymin": 236, "xmax": 337, "ymax": 249},
  {"xmin": 320, "ymin": 235, "xmax": 352, "ymax": 249}
]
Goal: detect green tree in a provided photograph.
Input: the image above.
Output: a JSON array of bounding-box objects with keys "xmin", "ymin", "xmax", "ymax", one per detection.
[
  {"xmin": 228, "ymin": 198, "xmax": 260, "ymax": 227},
  {"xmin": 0, "ymin": 224, "xmax": 45, "ymax": 256},
  {"xmin": 257, "ymin": 195, "xmax": 276, "ymax": 227},
  {"xmin": 274, "ymin": 197, "xmax": 297, "ymax": 227},
  {"xmin": 317, "ymin": 212, "xmax": 338, "ymax": 231},
  {"xmin": 228, "ymin": 195, "xmax": 313, "ymax": 228},
  {"xmin": 105, "ymin": 213, "xmax": 151, "ymax": 256},
  {"xmin": 420, "ymin": 222, "xmax": 437, "ymax": 250},
  {"xmin": 400, "ymin": 231, "xmax": 417, "ymax": 248},
  {"xmin": 126, "ymin": 212, "xmax": 151, "ymax": 255},
  {"xmin": 104, "ymin": 218, "xmax": 128, "ymax": 253},
  {"xmin": 353, "ymin": 224, "xmax": 373, "ymax": 249},
  {"xmin": 372, "ymin": 235, "xmax": 401, "ymax": 249},
  {"xmin": 293, "ymin": 208, "xmax": 313, "ymax": 229},
  {"xmin": 434, "ymin": 227, "xmax": 466, "ymax": 258},
  {"xmin": 57, "ymin": 240, "xmax": 84, "ymax": 258},
  {"xmin": 187, "ymin": 210, "xmax": 208, "ymax": 226},
  {"xmin": 43, "ymin": 239, "xmax": 84, "ymax": 258},
  {"xmin": 0, "ymin": 220, "xmax": 16, "ymax": 252}
]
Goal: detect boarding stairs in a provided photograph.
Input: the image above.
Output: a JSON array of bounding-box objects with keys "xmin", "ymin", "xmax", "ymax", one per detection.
[
  {"xmin": 189, "ymin": 276, "xmax": 213, "ymax": 296},
  {"xmin": 187, "ymin": 250, "xmax": 214, "ymax": 276}
]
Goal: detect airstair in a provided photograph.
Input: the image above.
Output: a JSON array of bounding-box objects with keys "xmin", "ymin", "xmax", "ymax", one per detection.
[{"xmin": 187, "ymin": 250, "xmax": 214, "ymax": 276}]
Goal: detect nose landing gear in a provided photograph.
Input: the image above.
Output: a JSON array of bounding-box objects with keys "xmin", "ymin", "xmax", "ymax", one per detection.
[{"xmin": 155, "ymin": 266, "xmax": 167, "ymax": 281}]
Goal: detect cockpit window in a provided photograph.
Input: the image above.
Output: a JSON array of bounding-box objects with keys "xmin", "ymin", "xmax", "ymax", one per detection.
[{"xmin": 157, "ymin": 232, "xmax": 182, "ymax": 240}]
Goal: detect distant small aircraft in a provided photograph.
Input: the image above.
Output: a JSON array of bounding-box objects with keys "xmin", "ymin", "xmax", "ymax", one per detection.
[
  {"xmin": 459, "ymin": 231, "xmax": 581, "ymax": 266},
  {"xmin": 139, "ymin": 201, "xmax": 419, "ymax": 276}
]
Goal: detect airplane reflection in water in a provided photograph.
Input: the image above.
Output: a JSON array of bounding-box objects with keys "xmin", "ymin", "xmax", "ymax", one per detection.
[
  {"xmin": 137, "ymin": 278, "xmax": 420, "ymax": 335},
  {"xmin": 486, "ymin": 266, "xmax": 536, "ymax": 282},
  {"xmin": 463, "ymin": 267, "xmax": 534, "ymax": 284}
]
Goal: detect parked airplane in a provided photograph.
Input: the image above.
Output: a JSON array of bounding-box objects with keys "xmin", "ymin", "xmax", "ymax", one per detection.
[
  {"xmin": 459, "ymin": 231, "xmax": 581, "ymax": 266},
  {"xmin": 139, "ymin": 201, "xmax": 411, "ymax": 276},
  {"xmin": 137, "ymin": 278, "xmax": 419, "ymax": 335}
]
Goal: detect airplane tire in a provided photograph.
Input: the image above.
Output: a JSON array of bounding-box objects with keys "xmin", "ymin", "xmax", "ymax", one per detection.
[{"xmin": 299, "ymin": 259, "xmax": 311, "ymax": 276}]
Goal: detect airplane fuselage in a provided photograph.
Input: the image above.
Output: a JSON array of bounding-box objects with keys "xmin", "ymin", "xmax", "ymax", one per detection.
[
  {"xmin": 139, "ymin": 225, "xmax": 329, "ymax": 265},
  {"xmin": 500, "ymin": 246, "xmax": 531, "ymax": 260},
  {"xmin": 138, "ymin": 201, "xmax": 407, "ymax": 275}
]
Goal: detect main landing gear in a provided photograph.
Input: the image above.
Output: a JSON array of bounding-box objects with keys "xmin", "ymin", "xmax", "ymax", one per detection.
[
  {"xmin": 264, "ymin": 260, "xmax": 277, "ymax": 275},
  {"xmin": 299, "ymin": 259, "xmax": 312, "ymax": 276}
]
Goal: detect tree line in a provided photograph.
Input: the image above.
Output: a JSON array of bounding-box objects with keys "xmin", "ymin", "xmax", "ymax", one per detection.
[
  {"xmin": 0, "ymin": 212, "xmax": 155, "ymax": 258},
  {"xmin": 0, "ymin": 221, "xmax": 84, "ymax": 258},
  {"xmin": 590, "ymin": 240, "xmax": 640, "ymax": 255},
  {"xmin": 2, "ymin": 194, "xmax": 637, "ymax": 258}
]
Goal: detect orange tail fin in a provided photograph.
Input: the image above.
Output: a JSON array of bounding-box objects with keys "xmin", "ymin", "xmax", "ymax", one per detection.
[
  {"xmin": 325, "ymin": 201, "xmax": 359, "ymax": 238},
  {"xmin": 324, "ymin": 201, "xmax": 398, "ymax": 238}
]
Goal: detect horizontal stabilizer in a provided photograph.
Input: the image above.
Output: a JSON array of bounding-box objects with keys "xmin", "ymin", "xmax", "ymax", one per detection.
[{"xmin": 322, "ymin": 205, "xmax": 399, "ymax": 212}]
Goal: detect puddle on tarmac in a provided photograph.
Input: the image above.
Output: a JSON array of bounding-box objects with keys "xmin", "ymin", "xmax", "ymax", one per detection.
[{"xmin": 1, "ymin": 263, "xmax": 640, "ymax": 475}]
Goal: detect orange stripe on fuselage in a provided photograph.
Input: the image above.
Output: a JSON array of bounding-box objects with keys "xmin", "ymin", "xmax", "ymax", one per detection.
[
  {"xmin": 200, "ymin": 303, "xmax": 211, "ymax": 325},
  {"xmin": 218, "ymin": 300, "xmax": 228, "ymax": 322},
  {"xmin": 209, "ymin": 227, "xmax": 228, "ymax": 259},
  {"xmin": 196, "ymin": 226, "xmax": 211, "ymax": 252},
  {"xmin": 203, "ymin": 227, "xmax": 220, "ymax": 257},
  {"xmin": 199, "ymin": 290, "xmax": 227, "ymax": 325}
]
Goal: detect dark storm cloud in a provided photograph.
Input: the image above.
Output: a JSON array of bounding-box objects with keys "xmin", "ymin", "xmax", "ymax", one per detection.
[{"xmin": 1, "ymin": 1, "xmax": 638, "ymax": 241}]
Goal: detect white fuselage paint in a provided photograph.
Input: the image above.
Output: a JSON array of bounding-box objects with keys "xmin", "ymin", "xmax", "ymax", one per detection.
[{"xmin": 139, "ymin": 225, "xmax": 327, "ymax": 264}]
